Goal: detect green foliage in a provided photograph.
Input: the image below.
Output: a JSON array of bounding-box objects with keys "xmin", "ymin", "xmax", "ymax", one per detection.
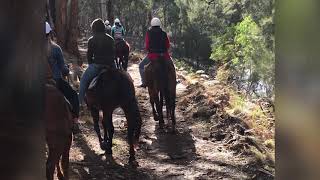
[
  {"xmin": 211, "ymin": 16, "xmax": 274, "ymax": 97},
  {"xmin": 78, "ymin": 0, "xmax": 275, "ymax": 98}
]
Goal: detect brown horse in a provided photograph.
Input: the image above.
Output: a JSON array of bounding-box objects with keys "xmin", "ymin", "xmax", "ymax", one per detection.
[
  {"xmin": 45, "ymin": 83, "xmax": 73, "ymax": 180},
  {"xmin": 115, "ymin": 40, "xmax": 130, "ymax": 71},
  {"xmin": 85, "ymin": 67, "xmax": 141, "ymax": 165},
  {"xmin": 145, "ymin": 56, "xmax": 177, "ymax": 132}
]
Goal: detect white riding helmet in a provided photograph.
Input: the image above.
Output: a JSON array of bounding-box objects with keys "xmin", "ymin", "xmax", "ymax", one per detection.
[
  {"xmin": 151, "ymin": 17, "xmax": 161, "ymax": 27},
  {"xmin": 104, "ymin": 20, "xmax": 110, "ymax": 25},
  {"xmin": 45, "ymin": 22, "xmax": 52, "ymax": 34},
  {"xmin": 114, "ymin": 18, "xmax": 120, "ymax": 23}
]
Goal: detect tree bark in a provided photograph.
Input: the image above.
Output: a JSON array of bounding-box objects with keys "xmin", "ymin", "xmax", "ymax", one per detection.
[
  {"xmin": 66, "ymin": 0, "xmax": 80, "ymax": 57},
  {"xmin": 55, "ymin": 0, "xmax": 68, "ymax": 48},
  {"xmin": 0, "ymin": 1, "xmax": 46, "ymax": 179},
  {"xmin": 107, "ymin": 0, "xmax": 114, "ymax": 24},
  {"xmin": 100, "ymin": 0, "xmax": 107, "ymax": 20}
]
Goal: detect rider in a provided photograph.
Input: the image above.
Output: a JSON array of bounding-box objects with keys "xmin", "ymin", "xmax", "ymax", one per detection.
[
  {"xmin": 111, "ymin": 18, "xmax": 125, "ymax": 43},
  {"xmin": 104, "ymin": 20, "xmax": 112, "ymax": 35},
  {"xmin": 78, "ymin": 18, "xmax": 115, "ymax": 106},
  {"xmin": 139, "ymin": 17, "xmax": 172, "ymax": 88},
  {"xmin": 46, "ymin": 22, "xmax": 80, "ymax": 132}
]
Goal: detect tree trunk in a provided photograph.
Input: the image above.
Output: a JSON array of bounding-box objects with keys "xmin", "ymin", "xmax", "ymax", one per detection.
[
  {"xmin": 66, "ymin": 0, "xmax": 80, "ymax": 57},
  {"xmin": 107, "ymin": 0, "xmax": 114, "ymax": 24},
  {"xmin": 0, "ymin": 1, "xmax": 46, "ymax": 179},
  {"xmin": 55, "ymin": 0, "xmax": 68, "ymax": 48},
  {"xmin": 100, "ymin": 0, "xmax": 107, "ymax": 20}
]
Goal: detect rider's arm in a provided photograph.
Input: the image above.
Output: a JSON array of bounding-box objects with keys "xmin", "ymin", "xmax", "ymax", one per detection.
[
  {"xmin": 145, "ymin": 32, "xmax": 150, "ymax": 52},
  {"xmin": 87, "ymin": 38, "xmax": 94, "ymax": 64},
  {"xmin": 55, "ymin": 46, "xmax": 69, "ymax": 76}
]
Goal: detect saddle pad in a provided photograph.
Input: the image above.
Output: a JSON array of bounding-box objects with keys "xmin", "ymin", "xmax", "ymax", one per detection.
[{"xmin": 88, "ymin": 69, "xmax": 108, "ymax": 90}]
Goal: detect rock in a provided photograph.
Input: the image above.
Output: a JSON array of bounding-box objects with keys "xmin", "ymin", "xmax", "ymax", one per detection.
[
  {"xmin": 196, "ymin": 70, "xmax": 205, "ymax": 74},
  {"xmin": 200, "ymin": 74, "xmax": 210, "ymax": 79},
  {"xmin": 204, "ymin": 80, "xmax": 220, "ymax": 86}
]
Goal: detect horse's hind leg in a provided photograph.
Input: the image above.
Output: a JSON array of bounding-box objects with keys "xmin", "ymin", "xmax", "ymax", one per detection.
[
  {"xmin": 102, "ymin": 110, "xmax": 114, "ymax": 155},
  {"xmin": 119, "ymin": 56, "xmax": 124, "ymax": 70},
  {"xmin": 122, "ymin": 104, "xmax": 139, "ymax": 166},
  {"xmin": 148, "ymin": 89, "xmax": 159, "ymax": 122},
  {"xmin": 47, "ymin": 145, "xmax": 62, "ymax": 180},
  {"xmin": 91, "ymin": 108, "xmax": 105, "ymax": 150},
  {"xmin": 156, "ymin": 93, "xmax": 164, "ymax": 129},
  {"xmin": 123, "ymin": 54, "xmax": 129, "ymax": 71},
  {"xmin": 61, "ymin": 134, "xmax": 72, "ymax": 180},
  {"xmin": 56, "ymin": 161, "xmax": 63, "ymax": 180},
  {"xmin": 171, "ymin": 103, "xmax": 176, "ymax": 133}
]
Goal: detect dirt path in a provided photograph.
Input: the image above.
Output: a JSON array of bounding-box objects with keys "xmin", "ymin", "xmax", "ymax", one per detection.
[{"xmin": 60, "ymin": 60, "xmax": 272, "ymax": 180}]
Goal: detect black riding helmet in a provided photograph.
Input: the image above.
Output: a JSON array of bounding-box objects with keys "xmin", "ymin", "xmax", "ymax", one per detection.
[{"xmin": 91, "ymin": 18, "xmax": 106, "ymax": 34}]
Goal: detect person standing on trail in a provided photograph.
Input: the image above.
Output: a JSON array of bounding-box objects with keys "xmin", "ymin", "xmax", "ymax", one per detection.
[
  {"xmin": 78, "ymin": 18, "xmax": 115, "ymax": 106},
  {"xmin": 138, "ymin": 17, "xmax": 172, "ymax": 88},
  {"xmin": 111, "ymin": 18, "xmax": 125, "ymax": 42},
  {"xmin": 104, "ymin": 20, "xmax": 112, "ymax": 35},
  {"xmin": 45, "ymin": 22, "xmax": 80, "ymax": 133}
]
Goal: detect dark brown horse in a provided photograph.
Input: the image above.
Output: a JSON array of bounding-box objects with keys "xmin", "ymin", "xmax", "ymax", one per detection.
[
  {"xmin": 145, "ymin": 56, "xmax": 177, "ymax": 132},
  {"xmin": 85, "ymin": 67, "xmax": 141, "ymax": 165},
  {"xmin": 45, "ymin": 83, "xmax": 73, "ymax": 180},
  {"xmin": 115, "ymin": 40, "xmax": 130, "ymax": 71}
]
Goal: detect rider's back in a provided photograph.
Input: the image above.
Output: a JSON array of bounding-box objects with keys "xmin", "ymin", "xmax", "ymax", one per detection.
[{"xmin": 88, "ymin": 33, "xmax": 115, "ymax": 66}]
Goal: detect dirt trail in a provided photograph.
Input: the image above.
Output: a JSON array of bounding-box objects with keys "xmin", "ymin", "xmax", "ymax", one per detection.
[{"xmin": 57, "ymin": 58, "xmax": 274, "ymax": 180}]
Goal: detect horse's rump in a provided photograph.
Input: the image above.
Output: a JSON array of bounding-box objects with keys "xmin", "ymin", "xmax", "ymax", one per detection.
[
  {"xmin": 146, "ymin": 57, "xmax": 176, "ymax": 92},
  {"xmin": 115, "ymin": 40, "xmax": 130, "ymax": 54},
  {"xmin": 86, "ymin": 67, "xmax": 135, "ymax": 108},
  {"xmin": 45, "ymin": 84, "xmax": 73, "ymax": 135}
]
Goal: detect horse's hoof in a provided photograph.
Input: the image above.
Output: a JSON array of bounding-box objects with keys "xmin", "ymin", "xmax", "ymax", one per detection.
[
  {"xmin": 100, "ymin": 141, "xmax": 108, "ymax": 151},
  {"xmin": 159, "ymin": 123, "xmax": 164, "ymax": 129},
  {"xmin": 57, "ymin": 173, "xmax": 64, "ymax": 180},
  {"xmin": 105, "ymin": 147, "xmax": 113, "ymax": 155},
  {"xmin": 128, "ymin": 159, "xmax": 139, "ymax": 168}
]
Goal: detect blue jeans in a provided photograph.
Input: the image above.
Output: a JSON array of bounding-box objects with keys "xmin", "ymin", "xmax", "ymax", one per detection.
[
  {"xmin": 139, "ymin": 56, "xmax": 150, "ymax": 84},
  {"xmin": 79, "ymin": 64, "xmax": 103, "ymax": 104}
]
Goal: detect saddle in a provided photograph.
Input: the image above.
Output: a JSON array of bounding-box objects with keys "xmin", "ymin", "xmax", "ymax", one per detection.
[
  {"xmin": 88, "ymin": 67, "xmax": 134, "ymax": 90},
  {"xmin": 88, "ymin": 69, "xmax": 108, "ymax": 90}
]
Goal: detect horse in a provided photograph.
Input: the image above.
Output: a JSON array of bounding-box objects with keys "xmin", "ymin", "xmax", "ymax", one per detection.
[
  {"xmin": 145, "ymin": 56, "xmax": 177, "ymax": 132},
  {"xmin": 115, "ymin": 40, "xmax": 130, "ymax": 71},
  {"xmin": 45, "ymin": 82, "xmax": 73, "ymax": 180},
  {"xmin": 85, "ymin": 67, "xmax": 141, "ymax": 165}
]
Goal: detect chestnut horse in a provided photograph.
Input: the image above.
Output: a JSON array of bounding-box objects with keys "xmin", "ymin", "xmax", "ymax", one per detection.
[
  {"xmin": 115, "ymin": 40, "xmax": 130, "ymax": 71},
  {"xmin": 85, "ymin": 67, "xmax": 141, "ymax": 165},
  {"xmin": 145, "ymin": 56, "xmax": 177, "ymax": 132},
  {"xmin": 45, "ymin": 83, "xmax": 73, "ymax": 180}
]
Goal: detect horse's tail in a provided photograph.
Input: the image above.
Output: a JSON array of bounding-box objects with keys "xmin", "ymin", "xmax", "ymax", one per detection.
[
  {"xmin": 125, "ymin": 97, "xmax": 142, "ymax": 145},
  {"xmin": 132, "ymin": 98, "xmax": 142, "ymax": 143},
  {"xmin": 155, "ymin": 56, "xmax": 170, "ymax": 106}
]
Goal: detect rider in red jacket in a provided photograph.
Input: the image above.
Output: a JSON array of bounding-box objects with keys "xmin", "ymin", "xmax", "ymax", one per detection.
[{"xmin": 139, "ymin": 17, "xmax": 171, "ymax": 87}]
